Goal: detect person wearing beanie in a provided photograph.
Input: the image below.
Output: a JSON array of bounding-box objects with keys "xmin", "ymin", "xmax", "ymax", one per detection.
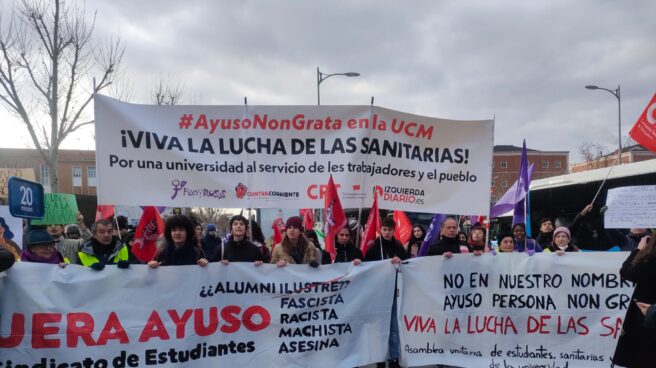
[
  {"xmin": 21, "ymin": 229, "xmax": 68, "ymax": 266},
  {"xmin": 149, "ymin": 215, "xmax": 208, "ymax": 268},
  {"xmin": 547, "ymin": 227, "xmax": 579, "ymax": 254},
  {"xmin": 270, "ymin": 216, "xmax": 319, "ymax": 267},
  {"xmin": 537, "ymin": 204, "xmax": 593, "ymax": 248},
  {"xmin": 202, "ymin": 223, "xmax": 222, "ymax": 261},
  {"xmin": 216, "ymin": 215, "xmax": 263, "ymax": 265}
]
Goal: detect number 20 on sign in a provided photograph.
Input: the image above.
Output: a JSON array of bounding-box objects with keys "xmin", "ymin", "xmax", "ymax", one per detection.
[{"xmin": 8, "ymin": 176, "xmax": 45, "ymax": 219}]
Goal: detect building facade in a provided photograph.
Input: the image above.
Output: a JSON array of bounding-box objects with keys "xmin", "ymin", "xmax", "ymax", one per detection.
[
  {"xmin": 0, "ymin": 148, "xmax": 97, "ymax": 196},
  {"xmin": 491, "ymin": 145, "xmax": 569, "ymax": 204},
  {"xmin": 570, "ymin": 144, "xmax": 656, "ymax": 173}
]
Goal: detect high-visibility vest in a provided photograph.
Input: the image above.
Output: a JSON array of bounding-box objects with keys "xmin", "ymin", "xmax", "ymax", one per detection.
[{"xmin": 78, "ymin": 246, "xmax": 129, "ymax": 267}]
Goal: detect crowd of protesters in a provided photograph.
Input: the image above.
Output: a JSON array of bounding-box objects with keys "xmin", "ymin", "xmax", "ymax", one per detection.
[{"xmin": 0, "ymin": 205, "xmax": 654, "ymax": 368}]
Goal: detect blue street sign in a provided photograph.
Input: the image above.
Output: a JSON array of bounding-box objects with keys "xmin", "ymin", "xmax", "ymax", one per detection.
[{"xmin": 8, "ymin": 176, "xmax": 45, "ymax": 219}]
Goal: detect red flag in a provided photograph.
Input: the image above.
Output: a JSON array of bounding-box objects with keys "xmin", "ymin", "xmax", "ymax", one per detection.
[
  {"xmin": 323, "ymin": 175, "xmax": 347, "ymax": 261},
  {"xmin": 95, "ymin": 205, "xmax": 115, "ymax": 221},
  {"xmin": 361, "ymin": 192, "xmax": 380, "ymax": 255},
  {"xmin": 299, "ymin": 209, "xmax": 314, "ymax": 230},
  {"xmin": 131, "ymin": 206, "xmax": 164, "ymax": 262},
  {"xmin": 271, "ymin": 216, "xmax": 285, "ymax": 250},
  {"xmin": 629, "ymin": 93, "xmax": 656, "ymax": 152},
  {"xmin": 393, "ymin": 210, "xmax": 412, "ymax": 245}
]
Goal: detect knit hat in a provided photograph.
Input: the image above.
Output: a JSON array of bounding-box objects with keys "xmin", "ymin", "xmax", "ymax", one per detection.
[
  {"xmin": 553, "ymin": 227, "xmax": 570, "ymax": 240},
  {"xmin": 285, "ymin": 216, "xmax": 303, "ymax": 230},
  {"xmin": 27, "ymin": 229, "xmax": 55, "ymax": 247},
  {"xmin": 206, "ymin": 224, "xmax": 217, "ymax": 232}
]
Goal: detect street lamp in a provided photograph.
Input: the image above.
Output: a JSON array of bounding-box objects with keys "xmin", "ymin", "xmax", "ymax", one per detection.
[
  {"xmin": 317, "ymin": 67, "xmax": 360, "ymax": 105},
  {"xmin": 585, "ymin": 84, "xmax": 622, "ymax": 165}
]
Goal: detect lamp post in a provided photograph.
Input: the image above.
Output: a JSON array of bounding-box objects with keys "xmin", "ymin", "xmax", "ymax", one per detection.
[
  {"xmin": 585, "ymin": 85, "xmax": 622, "ymax": 165},
  {"xmin": 317, "ymin": 67, "xmax": 360, "ymax": 105}
]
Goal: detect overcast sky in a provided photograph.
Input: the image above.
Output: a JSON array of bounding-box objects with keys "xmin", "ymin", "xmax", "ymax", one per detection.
[{"xmin": 1, "ymin": 0, "xmax": 655, "ymax": 163}]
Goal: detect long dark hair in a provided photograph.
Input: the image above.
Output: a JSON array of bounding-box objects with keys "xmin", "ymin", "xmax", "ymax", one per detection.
[
  {"xmin": 282, "ymin": 230, "xmax": 310, "ymax": 257},
  {"xmin": 632, "ymin": 236, "xmax": 656, "ymax": 265}
]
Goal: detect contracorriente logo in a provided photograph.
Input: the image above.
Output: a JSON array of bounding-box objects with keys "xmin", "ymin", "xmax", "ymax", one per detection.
[
  {"xmin": 171, "ymin": 180, "xmax": 187, "ymax": 200},
  {"xmin": 235, "ymin": 183, "xmax": 248, "ymax": 199}
]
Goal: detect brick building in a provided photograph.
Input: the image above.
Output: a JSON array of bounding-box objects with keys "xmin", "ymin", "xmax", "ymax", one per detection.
[
  {"xmin": 0, "ymin": 148, "xmax": 97, "ymax": 196},
  {"xmin": 570, "ymin": 144, "xmax": 656, "ymax": 173},
  {"xmin": 491, "ymin": 145, "xmax": 569, "ymax": 204}
]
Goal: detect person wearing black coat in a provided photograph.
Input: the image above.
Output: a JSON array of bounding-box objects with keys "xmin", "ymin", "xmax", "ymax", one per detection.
[
  {"xmin": 0, "ymin": 247, "xmax": 15, "ymax": 272},
  {"xmin": 333, "ymin": 227, "xmax": 363, "ymax": 264},
  {"xmin": 148, "ymin": 215, "xmax": 208, "ymax": 268},
  {"xmin": 612, "ymin": 234, "xmax": 656, "ymax": 368},
  {"xmin": 427, "ymin": 217, "xmax": 462, "ymax": 258},
  {"xmin": 201, "ymin": 224, "xmax": 222, "ymax": 261},
  {"xmin": 219, "ymin": 215, "xmax": 264, "ymax": 265}
]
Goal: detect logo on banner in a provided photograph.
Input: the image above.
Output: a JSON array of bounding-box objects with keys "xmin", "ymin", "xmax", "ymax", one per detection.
[
  {"xmin": 307, "ymin": 183, "xmax": 364, "ymax": 200},
  {"xmin": 171, "ymin": 180, "xmax": 187, "ymax": 199},
  {"xmin": 648, "ymin": 102, "xmax": 656, "ymax": 125},
  {"xmin": 171, "ymin": 179, "xmax": 226, "ymax": 200},
  {"xmin": 375, "ymin": 185, "xmax": 425, "ymax": 205},
  {"xmin": 235, "ymin": 182, "xmax": 248, "ymax": 199}
]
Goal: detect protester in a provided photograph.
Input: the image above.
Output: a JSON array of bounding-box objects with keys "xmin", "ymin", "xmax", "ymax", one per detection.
[
  {"xmin": 0, "ymin": 221, "xmax": 21, "ymax": 261},
  {"xmin": 612, "ymin": 234, "xmax": 656, "ymax": 367},
  {"xmin": 535, "ymin": 218, "xmax": 554, "ymax": 248},
  {"xmin": 201, "ymin": 224, "xmax": 222, "ymax": 261},
  {"xmin": 194, "ymin": 221, "xmax": 203, "ymax": 248},
  {"xmin": 333, "ymin": 227, "xmax": 363, "ymax": 264},
  {"xmin": 546, "ymin": 227, "xmax": 579, "ymax": 254},
  {"xmin": 608, "ymin": 228, "xmax": 653, "ymax": 252},
  {"xmin": 21, "ymin": 229, "xmax": 67, "ymax": 266},
  {"xmin": 149, "ymin": 215, "xmax": 208, "ymax": 268},
  {"xmin": 49, "ymin": 212, "xmax": 92, "ymax": 264},
  {"xmin": 305, "ymin": 229, "xmax": 330, "ymax": 265},
  {"xmin": 457, "ymin": 231, "xmax": 468, "ymax": 243},
  {"xmin": 0, "ymin": 247, "xmax": 14, "ymax": 272},
  {"xmin": 249, "ymin": 219, "xmax": 271, "ymax": 263},
  {"xmin": 364, "ymin": 217, "xmax": 407, "ymax": 262},
  {"xmin": 467, "ymin": 225, "xmax": 489, "ymax": 254},
  {"xmin": 405, "ymin": 224, "xmax": 425, "ymax": 258},
  {"xmin": 427, "ymin": 217, "xmax": 463, "ymax": 258},
  {"xmin": 217, "ymin": 215, "xmax": 263, "ymax": 265},
  {"xmin": 497, "ymin": 234, "xmax": 516, "ymax": 253},
  {"xmin": 636, "ymin": 302, "xmax": 656, "ymax": 329},
  {"xmin": 363, "ymin": 216, "xmax": 405, "ymax": 368},
  {"xmin": 78, "ymin": 219, "xmax": 133, "ymax": 270},
  {"xmin": 512, "ymin": 223, "xmax": 542, "ymax": 254},
  {"xmin": 116, "ymin": 215, "xmax": 130, "ymax": 239},
  {"xmin": 271, "ymin": 216, "xmax": 319, "ymax": 267}
]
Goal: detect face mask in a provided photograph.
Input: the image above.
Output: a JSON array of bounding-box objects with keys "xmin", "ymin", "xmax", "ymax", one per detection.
[{"xmin": 557, "ymin": 243, "xmax": 568, "ymax": 250}]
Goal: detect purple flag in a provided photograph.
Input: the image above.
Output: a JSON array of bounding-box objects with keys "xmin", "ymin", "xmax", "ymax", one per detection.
[
  {"xmin": 490, "ymin": 163, "xmax": 535, "ymax": 218},
  {"xmin": 512, "ymin": 140, "xmax": 531, "ymax": 226},
  {"xmin": 417, "ymin": 213, "xmax": 446, "ymax": 257}
]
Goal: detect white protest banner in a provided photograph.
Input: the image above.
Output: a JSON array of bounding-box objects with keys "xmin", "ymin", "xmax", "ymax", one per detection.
[
  {"xmin": 399, "ymin": 253, "xmax": 633, "ymax": 368},
  {"xmin": 0, "ymin": 205, "xmax": 23, "ymax": 248},
  {"xmin": 604, "ymin": 185, "xmax": 656, "ymax": 228},
  {"xmin": 95, "ymin": 95, "xmax": 493, "ymax": 214},
  {"xmin": 0, "ymin": 261, "xmax": 397, "ymax": 368}
]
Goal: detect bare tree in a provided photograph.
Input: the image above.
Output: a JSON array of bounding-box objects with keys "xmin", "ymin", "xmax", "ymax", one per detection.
[
  {"xmin": 190, "ymin": 207, "xmax": 231, "ymax": 233},
  {"xmin": 578, "ymin": 141, "xmax": 612, "ymax": 169},
  {"xmin": 0, "ymin": 0, "xmax": 124, "ymax": 192},
  {"xmin": 151, "ymin": 75, "xmax": 184, "ymax": 105}
]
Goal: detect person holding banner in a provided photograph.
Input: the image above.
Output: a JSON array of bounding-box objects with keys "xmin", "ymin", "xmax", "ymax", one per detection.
[
  {"xmin": 333, "ymin": 227, "xmax": 363, "ymax": 264},
  {"xmin": 467, "ymin": 225, "xmax": 489, "ymax": 254},
  {"xmin": 613, "ymin": 234, "xmax": 656, "ymax": 367},
  {"xmin": 21, "ymin": 229, "xmax": 68, "ymax": 266},
  {"xmin": 512, "ymin": 223, "xmax": 541, "ymax": 254},
  {"xmin": 427, "ymin": 217, "xmax": 463, "ymax": 258},
  {"xmin": 270, "ymin": 216, "xmax": 319, "ymax": 267},
  {"xmin": 497, "ymin": 233, "xmax": 516, "ymax": 253},
  {"xmin": 216, "ymin": 215, "xmax": 263, "ymax": 265},
  {"xmin": 364, "ymin": 217, "xmax": 407, "ymax": 262},
  {"xmin": 405, "ymin": 224, "xmax": 426, "ymax": 258},
  {"xmin": 148, "ymin": 215, "xmax": 209, "ymax": 268},
  {"xmin": 78, "ymin": 219, "xmax": 133, "ymax": 270},
  {"xmin": 545, "ymin": 227, "xmax": 580, "ymax": 254},
  {"xmin": 0, "ymin": 246, "xmax": 15, "ymax": 272}
]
